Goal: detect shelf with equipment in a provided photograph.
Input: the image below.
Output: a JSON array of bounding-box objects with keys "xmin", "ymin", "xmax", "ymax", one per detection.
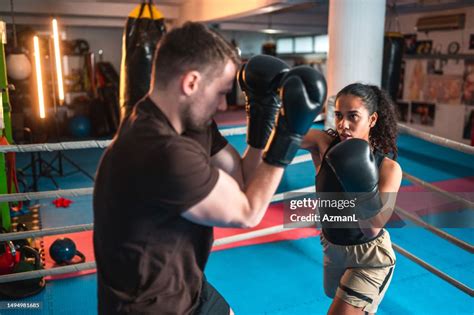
[
  {"xmin": 63, "ymin": 52, "xmax": 96, "ymax": 103},
  {"xmin": 394, "ymin": 100, "xmax": 472, "ymax": 145}
]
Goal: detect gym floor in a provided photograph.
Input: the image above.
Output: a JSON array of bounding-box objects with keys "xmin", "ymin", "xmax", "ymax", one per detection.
[{"xmin": 10, "ymin": 113, "xmax": 474, "ymax": 315}]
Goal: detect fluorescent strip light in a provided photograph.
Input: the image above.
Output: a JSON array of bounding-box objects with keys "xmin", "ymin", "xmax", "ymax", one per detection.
[
  {"xmin": 52, "ymin": 19, "xmax": 64, "ymax": 104},
  {"xmin": 33, "ymin": 36, "xmax": 46, "ymax": 119}
]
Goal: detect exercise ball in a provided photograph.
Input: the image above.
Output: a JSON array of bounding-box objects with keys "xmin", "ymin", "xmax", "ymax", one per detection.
[
  {"xmin": 6, "ymin": 53, "xmax": 32, "ymax": 80},
  {"xmin": 49, "ymin": 237, "xmax": 76, "ymax": 264},
  {"xmin": 69, "ymin": 115, "xmax": 91, "ymax": 138}
]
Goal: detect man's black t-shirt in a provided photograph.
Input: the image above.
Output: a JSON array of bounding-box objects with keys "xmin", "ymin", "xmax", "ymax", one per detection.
[{"xmin": 93, "ymin": 97, "xmax": 228, "ymax": 314}]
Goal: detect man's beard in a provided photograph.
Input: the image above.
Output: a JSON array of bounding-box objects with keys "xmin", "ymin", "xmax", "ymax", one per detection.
[{"xmin": 182, "ymin": 102, "xmax": 212, "ymax": 133}]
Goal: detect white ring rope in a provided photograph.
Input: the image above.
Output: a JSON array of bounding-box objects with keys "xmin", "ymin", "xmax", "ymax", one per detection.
[
  {"xmin": 0, "ymin": 140, "xmax": 113, "ymax": 153},
  {"xmin": 0, "ymin": 224, "xmax": 93, "ymax": 242},
  {"xmin": 402, "ymin": 173, "xmax": 474, "ymax": 210},
  {"xmin": 398, "ymin": 123, "xmax": 474, "ymax": 155},
  {"xmin": 213, "ymin": 223, "xmax": 313, "ymax": 247},
  {"xmin": 0, "ymin": 262, "xmax": 96, "ymax": 284},
  {"xmin": 0, "ymin": 123, "xmax": 471, "ymax": 154},
  {"xmin": 220, "ymin": 126, "xmax": 247, "ymax": 137},
  {"xmin": 392, "ymin": 243, "xmax": 473, "ymax": 296},
  {"xmin": 0, "ymin": 188, "xmax": 93, "ymax": 203},
  {"xmin": 0, "ymin": 127, "xmax": 247, "ymax": 153},
  {"xmin": 395, "ymin": 206, "xmax": 473, "ymax": 253}
]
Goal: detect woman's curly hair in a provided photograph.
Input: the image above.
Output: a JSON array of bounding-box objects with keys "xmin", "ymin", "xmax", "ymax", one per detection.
[{"xmin": 330, "ymin": 83, "xmax": 399, "ymax": 159}]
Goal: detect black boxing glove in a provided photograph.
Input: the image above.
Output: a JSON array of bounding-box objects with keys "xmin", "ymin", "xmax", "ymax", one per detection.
[
  {"xmin": 238, "ymin": 55, "xmax": 289, "ymax": 149},
  {"xmin": 325, "ymin": 138, "xmax": 383, "ymax": 219},
  {"xmin": 263, "ymin": 66, "xmax": 327, "ymax": 166}
]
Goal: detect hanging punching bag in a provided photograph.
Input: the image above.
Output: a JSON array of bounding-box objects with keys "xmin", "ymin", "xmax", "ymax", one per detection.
[
  {"xmin": 381, "ymin": 32, "xmax": 404, "ymax": 101},
  {"xmin": 119, "ymin": 0, "xmax": 166, "ymax": 120}
]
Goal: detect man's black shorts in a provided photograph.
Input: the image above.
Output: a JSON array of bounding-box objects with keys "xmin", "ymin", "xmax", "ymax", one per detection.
[{"xmin": 194, "ymin": 277, "xmax": 230, "ymax": 315}]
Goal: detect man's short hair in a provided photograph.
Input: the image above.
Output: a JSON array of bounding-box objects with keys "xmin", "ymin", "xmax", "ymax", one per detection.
[{"xmin": 154, "ymin": 22, "xmax": 240, "ymax": 89}]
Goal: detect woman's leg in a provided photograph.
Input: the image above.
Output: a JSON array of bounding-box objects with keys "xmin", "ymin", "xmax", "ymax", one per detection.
[
  {"xmin": 328, "ymin": 296, "xmax": 371, "ymax": 315},
  {"xmin": 323, "ymin": 263, "xmax": 345, "ymax": 298},
  {"xmin": 327, "ymin": 265, "xmax": 394, "ymax": 315},
  {"xmin": 321, "ymin": 234, "xmax": 346, "ymax": 298}
]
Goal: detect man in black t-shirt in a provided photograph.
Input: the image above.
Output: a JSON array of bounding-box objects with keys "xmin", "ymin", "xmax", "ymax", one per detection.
[{"xmin": 93, "ymin": 22, "xmax": 326, "ymax": 315}]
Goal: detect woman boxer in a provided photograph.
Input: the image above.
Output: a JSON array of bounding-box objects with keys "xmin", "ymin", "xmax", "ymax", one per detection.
[{"xmin": 302, "ymin": 83, "xmax": 402, "ymax": 315}]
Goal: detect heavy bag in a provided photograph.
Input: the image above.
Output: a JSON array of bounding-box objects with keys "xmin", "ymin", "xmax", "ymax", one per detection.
[
  {"xmin": 381, "ymin": 32, "xmax": 404, "ymax": 101},
  {"xmin": 119, "ymin": 0, "xmax": 166, "ymax": 120}
]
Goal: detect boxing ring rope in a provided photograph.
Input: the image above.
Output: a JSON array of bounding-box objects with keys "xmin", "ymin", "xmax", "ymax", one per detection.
[
  {"xmin": 391, "ymin": 243, "xmax": 474, "ymax": 297},
  {"xmin": 394, "ymin": 206, "xmax": 474, "ymax": 253},
  {"xmin": 213, "ymin": 223, "xmax": 314, "ymax": 247},
  {"xmin": 397, "ymin": 123, "xmax": 474, "ymax": 155},
  {"xmin": 0, "ymin": 262, "xmax": 96, "ymax": 284},
  {"xmin": 402, "ymin": 173, "xmax": 474, "ymax": 210},
  {"xmin": 0, "ymin": 127, "xmax": 246, "ymax": 154},
  {"xmin": 219, "ymin": 126, "xmax": 247, "ymax": 137},
  {"xmin": 0, "ymin": 124, "xmax": 472, "ymax": 154},
  {"xmin": 0, "ymin": 140, "xmax": 113, "ymax": 153},
  {"xmin": 0, "ymin": 224, "xmax": 93, "ymax": 242},
  {"xmin": 0, "ymin": 188, "xmax": 93, "ymax": 203}
]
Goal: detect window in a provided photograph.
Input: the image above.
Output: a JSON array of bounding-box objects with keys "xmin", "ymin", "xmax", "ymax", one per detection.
[
  {"xmin": 275, "ymin": 35, "xmax": 329, "ymax": 55},
  {"xmin": 314, "ymin": 35, "xmax": 329, "ymax": 53},
  {"xmin": 294, "ymin": 36, "xmax": 313, "ymax": 53},
  {"xmin": 276, "ymin": 38, "xmax": 293, "ymax": 54}
]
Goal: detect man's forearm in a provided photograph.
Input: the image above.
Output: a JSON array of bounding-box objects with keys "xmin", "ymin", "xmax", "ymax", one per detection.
[
  {"xmin": 241, "ymin": 162, "xmax": 285, "ymax": 227},
  {"xmin": 241, "ymin": 146, "xmax": 264, "ymax": 187}
]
